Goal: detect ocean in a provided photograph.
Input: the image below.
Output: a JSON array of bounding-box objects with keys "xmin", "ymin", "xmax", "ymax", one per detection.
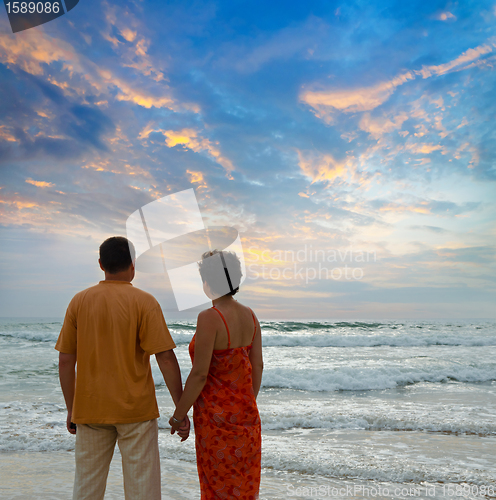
[{"xmin": 1, "ymin": 318, "xmax": 495, "ymax": 499}]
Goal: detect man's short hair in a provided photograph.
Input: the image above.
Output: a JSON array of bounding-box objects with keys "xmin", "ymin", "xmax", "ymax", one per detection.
[{"xmin": 99, "ymin": 237, "xmax": 135, "ymax": 274}]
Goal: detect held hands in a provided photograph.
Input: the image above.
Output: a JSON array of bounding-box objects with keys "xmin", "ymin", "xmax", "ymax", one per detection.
[{"xmin": 169, "ymin": 415, "xmax": 190, "ymax": 442}]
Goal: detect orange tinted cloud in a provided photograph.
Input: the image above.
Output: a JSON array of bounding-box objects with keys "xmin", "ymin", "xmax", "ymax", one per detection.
[
  {"xmin": 0, "ymin": 27, "xmax": 196, "ymax": 113},
  {"xmin": 406, "ymin": 143, "xmax": 444, "ymax": 155},
  {"xmin": 82, "ymin": 160, "xmax": 153, "ymax": 179},
  {"xmin": 0, "ymin": 30, "xmax": 79, "ymax": 76},
  {"xmin": 434, "ymin": 11, "xmax": 456, "ymax": 21},
  {"xmin": 297, "ymin": 149, "xmax": 352, "ymax": 184},
  {"xmin": 453, "ymin": 142, "xmax": 480, "ymax": 167},
  {"xmin": 186, "ymin": 170, "xmax": 207, "ymax": 188},
  {"xmin": 124, "ymin": 38, "xmax": 165, "ymax": 83},
  {"xmin": 97, "ymin": 69, "xmax": 196, "ymax": 111},
  {"xmin": 379, "ymin": 202, "xmax": 431, "ymax": 215},
  {"xmin": 0, "ymin": 126, "xmax": 16, "ymax": 142},
  {"xmin": 0, "ymin": 199, "xmax": 39, "ymax": 209},
  {"xmin": 139, "ymin": 126, "xmax": 235, "ymax": 178},
  {"xmin": 26, "ymin": 179, "xmax": 55, "ymax": 188},
  {"xmin": 359, "ymin": 112, "xmax": 409, "ymax": 138},
  {"xmin": 300, "ymin": 40, "xmax": 495, "ymax": 122},
  {"xmin": 417, "ymin": 43, "xmax": 494, "ymax": 78},
  {"xmin": 101, "ymin": 5, "xmax": 165, "ymax": 83},
  {"xmin": 300, "ymin": 72, "xmax": 415, "ymax": 122},
  {"xmin": 121, "ymin": 29, "xmax": 137, "ymax": 42},
  {"xmin": 244, "ymin": 285, "xmax": 333, "ymax": 298}
]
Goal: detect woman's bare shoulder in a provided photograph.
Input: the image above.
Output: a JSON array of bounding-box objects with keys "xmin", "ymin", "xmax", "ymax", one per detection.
[
  {"xmin": 197, "ymin": 307, "xmax": 218, "ymax": 323},
  {"xmin": 236, "ymin": 301, "xmax": 257, "ymax": 315},
  {"xmin": 233, "ymin": 301, "xmax": 259, "ymax": 325},
  {"xmin": 195, "ymin": 309, "xmax": 223, "ymax": 340}
]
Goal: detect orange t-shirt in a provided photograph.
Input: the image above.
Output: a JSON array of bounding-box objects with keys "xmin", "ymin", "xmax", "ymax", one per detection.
[{"xmin": 55, "ymin": 280, "xmax": 176, "ymax": 424}]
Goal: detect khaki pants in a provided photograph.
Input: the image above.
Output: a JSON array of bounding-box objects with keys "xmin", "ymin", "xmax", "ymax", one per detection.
[{"xmin": 73, "ymin": 419, "xmax": 161, "ymax": 500}]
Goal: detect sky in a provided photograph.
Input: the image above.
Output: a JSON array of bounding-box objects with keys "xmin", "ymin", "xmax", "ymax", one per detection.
[{"xmin": 0, "ymin": 0, "xmax": 495, "ymax": 319}]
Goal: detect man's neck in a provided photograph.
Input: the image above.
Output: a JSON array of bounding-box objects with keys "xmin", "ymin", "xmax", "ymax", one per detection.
[{"xmin": 103, "ymin": 272, "xmax": 133, "ymax": 282}]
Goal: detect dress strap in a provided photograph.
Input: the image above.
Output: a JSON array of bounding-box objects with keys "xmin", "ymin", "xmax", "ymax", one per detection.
[
  {"xmin": 249, "ymin": 308, "xmax": 257, "ymax": 346},
  {"xmin": 211, "ymin": 306, "xmax": 231, "ymax": 348}
]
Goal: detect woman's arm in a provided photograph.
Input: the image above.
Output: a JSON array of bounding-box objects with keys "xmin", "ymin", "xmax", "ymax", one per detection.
[
  {"xmin": 249, "ymin": 314, "xmax": 263, "ymax": 398},
  {"xmin": 170, "ymin": 309, "xmax": 216, "ymax": 428}
]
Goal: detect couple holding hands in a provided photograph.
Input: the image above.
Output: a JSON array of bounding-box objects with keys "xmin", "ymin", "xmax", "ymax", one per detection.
[{"xmin": 56, "ymin": 236, "xmax": 263, "ymax": 500}]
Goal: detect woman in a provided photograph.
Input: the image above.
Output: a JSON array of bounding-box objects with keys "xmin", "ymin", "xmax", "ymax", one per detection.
[{"xmin": 169, "ymin": 250, "xmax": 263, "ymax": 500}]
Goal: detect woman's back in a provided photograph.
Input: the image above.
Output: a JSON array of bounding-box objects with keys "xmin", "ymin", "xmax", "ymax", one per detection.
[{"xmin": 210, "ymin": 301, "xmax": 257, "ymax": 350}]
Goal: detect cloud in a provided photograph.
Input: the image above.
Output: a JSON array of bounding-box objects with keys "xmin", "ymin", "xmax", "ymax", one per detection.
[
  {"xmin": 433, "ymin": 11, "xmax": 456, "ymax": 22},
  {"xmin": 186, "ymin": 170, "xmax": 207, "ymax": 188},
  {"xmin": 0, "ymin": 125, "xmax": 16, "ymax": 142},
  {"xmin": 0, "ymin": 27, "xmax": 197, "ymax": 113},
  {"xmin": 121, "ymin": 29, "xmax": 137, "ymax": 43},
  {"xmin": 123, "ymin": 38, "xmax": 166, "ymax": 83},
  {"xmin": 296, "ymin": 149, "xmax": 381, "ymax": 192},
  {"xmin": 26, "ymin": 179, "xmax": 55, "ymax": 188},
  {"xmin": 372, "ymin": 199, "xmax": 480, "ymax": 218},
  {"xmin": 81, "ymin": 160, "xmax": 153, "ymax": 183},
  {"xmin": 0, "ymin": 191, "xmax": 49, "ymax": 227},
  {"xmin": 0, "ymin": 198, "xmax": 39, "ymax": 210},
  {"xmin": 97, "ymin": 69, "xmax": 189, "ymax": 109},
  {"xmin": 0, "ymin": 30, "xmax": 80, "ymax": 76},
  {"xmin": 300, "ymin": 40, "xmax": 496, "ymax": 122},
  {"xmin": 433, "ymin": 245, "xmax": 496, "ymax": 264},
  {"xmin": 416, "ymin": 43, "xmax": 494, "ymax": 79},
  {"xmin": 217, "ymin": 16, "xmax": 330, "ymax": 73},
  {"xmin": 453, "ymin": 142, "xmax": 480, "ymax": 167},
  {"xmin": 0, "ymin": 80, "xmax": 115, "ymax": 161},
  {"xmin": 378, "ymin": 201, "xmax": 431, "ymax": 215},
  {"xmin": 100, "ymin": 4, "xmax": 166, "ymax": 82},
  {"xmin": 297, "ymin": 149, "xmax": 351, "ymax": 184},
  {"xmin": 359, "ymin": 112, "xmax": 409, "ymax": 139},
  {"xmin": 406, "ymin": 143, "xmax": 443, "ymax": 155},
  {"xmin": 139, "ymin": 126, "xmax": 235, "ymax": 178},
  {"xmin": 301, "ymin": 72, "xmax": 416, "ymax": 122},
  {"xmin": 410, "ymin": 225, "xmax": 447, "ymax": 233}
]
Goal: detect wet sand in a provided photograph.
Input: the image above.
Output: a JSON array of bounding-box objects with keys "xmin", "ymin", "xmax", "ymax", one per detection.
[
  {"xmin": 0, "ymin": 450, "xmax": 298, "ymax": 500},
  {"xmin": 1, "ymin": 449, "xmax": 473, "ymax": 500}
]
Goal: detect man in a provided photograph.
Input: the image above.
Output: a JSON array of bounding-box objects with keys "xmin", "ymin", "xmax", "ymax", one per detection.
[{"xmin": 56, "ymin": 236, "xmax": 189, "ymax": 500}]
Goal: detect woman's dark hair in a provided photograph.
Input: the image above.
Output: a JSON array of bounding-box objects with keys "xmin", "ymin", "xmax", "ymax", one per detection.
[
  {"xmin": 99, "ymin": 236, "xmax": 135, "ymax": 274},
  {"xmin": 198, "ymin": 249, "xmax": 242, "ymax": 296}
]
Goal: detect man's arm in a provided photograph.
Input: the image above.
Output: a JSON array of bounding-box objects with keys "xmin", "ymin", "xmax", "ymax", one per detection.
[
  {"xmin": 59, "ymin": 352, "xmax": 77, "ymax": 434},
  {"xmin": 155, "ymin": 349, "xmax": 183, "ymax": 405},
  {"xmin": 155, "ymin": 349, "xmax": 190, "ymax": 441}
]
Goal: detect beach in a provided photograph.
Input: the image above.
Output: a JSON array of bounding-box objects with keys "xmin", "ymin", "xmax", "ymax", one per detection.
[
  {"xmin": 2, "ymin": 445, "xmax": 495, "ymax": 500},
  {"xmin": 0, "ymin": 451, "xmax": 204, "ymax": 499},
  {"xmin": 0, "ymin": 450, "xmax": 206, "ymax": 499},
  {"xmin": 1, "ymin": 318, "xmax": 495, "ymax": 499},
  {"xmin": 0, "ymin": 450, "xmax": 408, "ymax": 499}
]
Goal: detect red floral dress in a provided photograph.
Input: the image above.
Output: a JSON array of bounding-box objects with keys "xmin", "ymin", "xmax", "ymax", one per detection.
[{"xmin": 189, "ymin": 306, "xmax": 261, "ymax": 499}]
